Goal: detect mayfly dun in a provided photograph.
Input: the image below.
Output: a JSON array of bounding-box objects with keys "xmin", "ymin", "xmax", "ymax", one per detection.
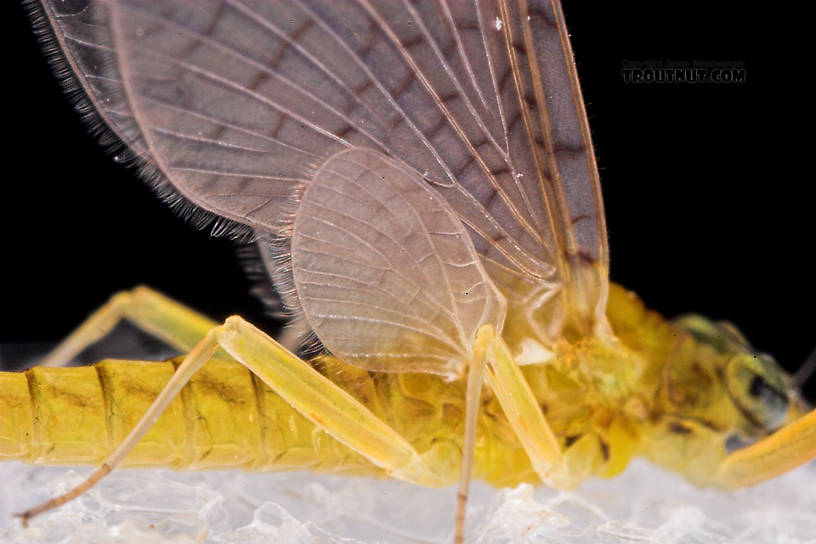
[{"xmin": 1, "ymin": 1, "xmax": 815, "ymax": 542}]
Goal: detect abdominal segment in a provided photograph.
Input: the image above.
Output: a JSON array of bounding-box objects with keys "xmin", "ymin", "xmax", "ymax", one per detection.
[
  {"xmin": 0, "ymin": 357, "xmax": 539, "ymax": 486},
  {"xmin": 0, "ymin": 359, "xmax": 376, "ymax": 475}
]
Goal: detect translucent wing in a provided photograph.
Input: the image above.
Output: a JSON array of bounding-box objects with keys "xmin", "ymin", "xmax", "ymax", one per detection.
[
  {"xmin": 30, "ymin": 0, "xmax": 247, "ymax": 235},
  {"xmin": 38, "ymin": 0, "xmax": 610, "ymax": 352},
  {"xmin": 32, "ymin": 0, "xmax": 154, "ymax": 164},
  {"xmin": 291, "ymin": 147, "xmax": 505, "ymax": 376}
]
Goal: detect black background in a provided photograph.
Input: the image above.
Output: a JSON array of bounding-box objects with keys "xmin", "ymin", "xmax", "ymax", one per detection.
[{"xmin": 1, "ymin": 3, "xmax": 813, "ymax": 398}]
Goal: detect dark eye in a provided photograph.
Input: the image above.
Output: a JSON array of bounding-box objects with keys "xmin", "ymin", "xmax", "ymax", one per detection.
[
  {"xmin": 749, "ymin": 374, "xmax": 772, "ymax": 398},
  {"xmin": 726, "ymin": 355, "xmax": 789, "ymax": 431}
]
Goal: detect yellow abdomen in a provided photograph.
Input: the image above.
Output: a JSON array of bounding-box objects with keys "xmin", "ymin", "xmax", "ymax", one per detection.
[
  {"xmin": 1, "ymin": 359, "xmax": 377, "ymax": 475},
  {"xmin": 1, "ymin": 357, "xmax": 539, "ymax": 487}
]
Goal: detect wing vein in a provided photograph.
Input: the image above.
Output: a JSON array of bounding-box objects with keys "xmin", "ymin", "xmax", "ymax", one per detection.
[
  {"xmin": 138, "ymin": 95, "xmax": 321, "ymax": 158},
  {"xmin": 122, "ymin": 4, "xmax": 382, "ymax": 149},
  {"xmin": 402, "ymin": 0, "xmax": 507, "ymax": 158},
  {"xmin": 360, "ymin": 0, "xmax": 545, "ymax": 252}
]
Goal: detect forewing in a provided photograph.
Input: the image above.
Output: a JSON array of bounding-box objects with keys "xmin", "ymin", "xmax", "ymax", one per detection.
[
  {"xmin": 48, "ymin": 0, "xmax": 609, "ymax": 346},
  {"xmin": 291, "ymin": 148, "xmax": 505, "ymax": 376},
  {"xmin": 509, "ymin": 0, "xmax": 607, "ymax": 267},
  {"xmin": 33, "ymin": 0, "xmax": 301, "ymax": 321},
  {"xmin": 106, "ymin": 1, "xmax": 605, "ymax": 289},
  {"xmin": 32, "ymin": 0, "xmax": 154, "ymax": 163}
]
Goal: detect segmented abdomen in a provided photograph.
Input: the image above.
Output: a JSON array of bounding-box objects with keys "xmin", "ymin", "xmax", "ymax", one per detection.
[
  {"xmin": 0, "ymin": 359, "xmax": 378, "ymax": 475},
  {"xmin": 0, "ymin": 357, "xmax": 538, "ymax": 486}
]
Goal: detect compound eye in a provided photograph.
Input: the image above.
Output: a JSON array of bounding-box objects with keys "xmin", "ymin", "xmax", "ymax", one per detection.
[{"xmin": 726, "ymin": 354, "xmax": 789, "ymax": 431}]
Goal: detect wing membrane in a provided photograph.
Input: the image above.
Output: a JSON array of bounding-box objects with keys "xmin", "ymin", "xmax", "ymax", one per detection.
[
  {"xmin": 292, "ymin": 147, "xmax": 505, "ymax": 376},
  {"xmin": 520, "ymin": 0, "xmax": 607, "ymax": 266},
  {"xmin": 40, "ymin": 0, "xmax": 609, "ymax": 348},
  {"xmin": 32, "ymin": 0, "xmax": 154, "ymax": 162}
]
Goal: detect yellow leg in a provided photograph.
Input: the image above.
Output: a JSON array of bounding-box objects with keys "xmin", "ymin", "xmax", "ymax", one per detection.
[
  {"xmin": 38, "ymin": 286, "xmax": 222, "ymax": 367},
  {"xmin": 454, "ymin": 325, "xmax": 492, "ymax": 544},
  {"xmin": 715, "ymin": 408, "xmax": 816, "ymax": 488},
  {"xmin": 482, "ymin": 332, "xmax": 569, "ymax": 488},
  {"xmin": 16, "ymin": 315, "xmax": 443, "ymax": 526}
]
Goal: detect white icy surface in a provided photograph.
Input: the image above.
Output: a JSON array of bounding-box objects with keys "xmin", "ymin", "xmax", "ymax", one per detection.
[{"xmin": 1, "ymin": 459, "xmax": 814, "ymax": 543}]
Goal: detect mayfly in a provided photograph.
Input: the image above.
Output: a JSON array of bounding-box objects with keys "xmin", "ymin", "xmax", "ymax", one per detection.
[{"xmin": 1, "ymin": 0, "xmax": 814, "ymax": 542}]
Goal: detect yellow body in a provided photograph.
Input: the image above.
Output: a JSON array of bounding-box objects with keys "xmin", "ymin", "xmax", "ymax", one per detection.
[{"xmin": 4, "ymin": 283, "xmax": 807, "ymax": 489}]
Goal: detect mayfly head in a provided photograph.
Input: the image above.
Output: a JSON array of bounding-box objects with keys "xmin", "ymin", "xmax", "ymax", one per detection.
[
  {"xmin": 675, "ymin": 314, "xmax": 792, "ymax": 437},
  {"xmin": 724, "ymin": 353, "xmax": 789, "ymax": 433}
]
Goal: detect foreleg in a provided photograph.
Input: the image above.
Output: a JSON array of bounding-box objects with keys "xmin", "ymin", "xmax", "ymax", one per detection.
[{"xmin": 715, "ymin": 408, "xmax": 816, "ymax": 488}]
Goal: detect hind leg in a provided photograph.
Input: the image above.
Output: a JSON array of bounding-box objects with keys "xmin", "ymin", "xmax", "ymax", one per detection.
[
  {"xmin": 16, "ymin": 315, "xmax": 444, "ymax": 525},
  {"xmin": 38, "ymin": 286, "xmax": 224, "ymax": 367}
]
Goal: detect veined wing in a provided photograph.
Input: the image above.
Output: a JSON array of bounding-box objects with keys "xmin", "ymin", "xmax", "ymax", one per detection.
[
  {"xmin": 291, "ymin": 148, "xmax": 506, "ymax": 376},
  {"xmin": 31, "ymin": 0, "xmax": 153, "ymax": 164},
  {"xmin": 31, "ymin": 0, "xmax": 253, "ymax": 239},
  {"xmin": 38, "ymin": 0, "xmax": 609, "ymax": 347}
]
